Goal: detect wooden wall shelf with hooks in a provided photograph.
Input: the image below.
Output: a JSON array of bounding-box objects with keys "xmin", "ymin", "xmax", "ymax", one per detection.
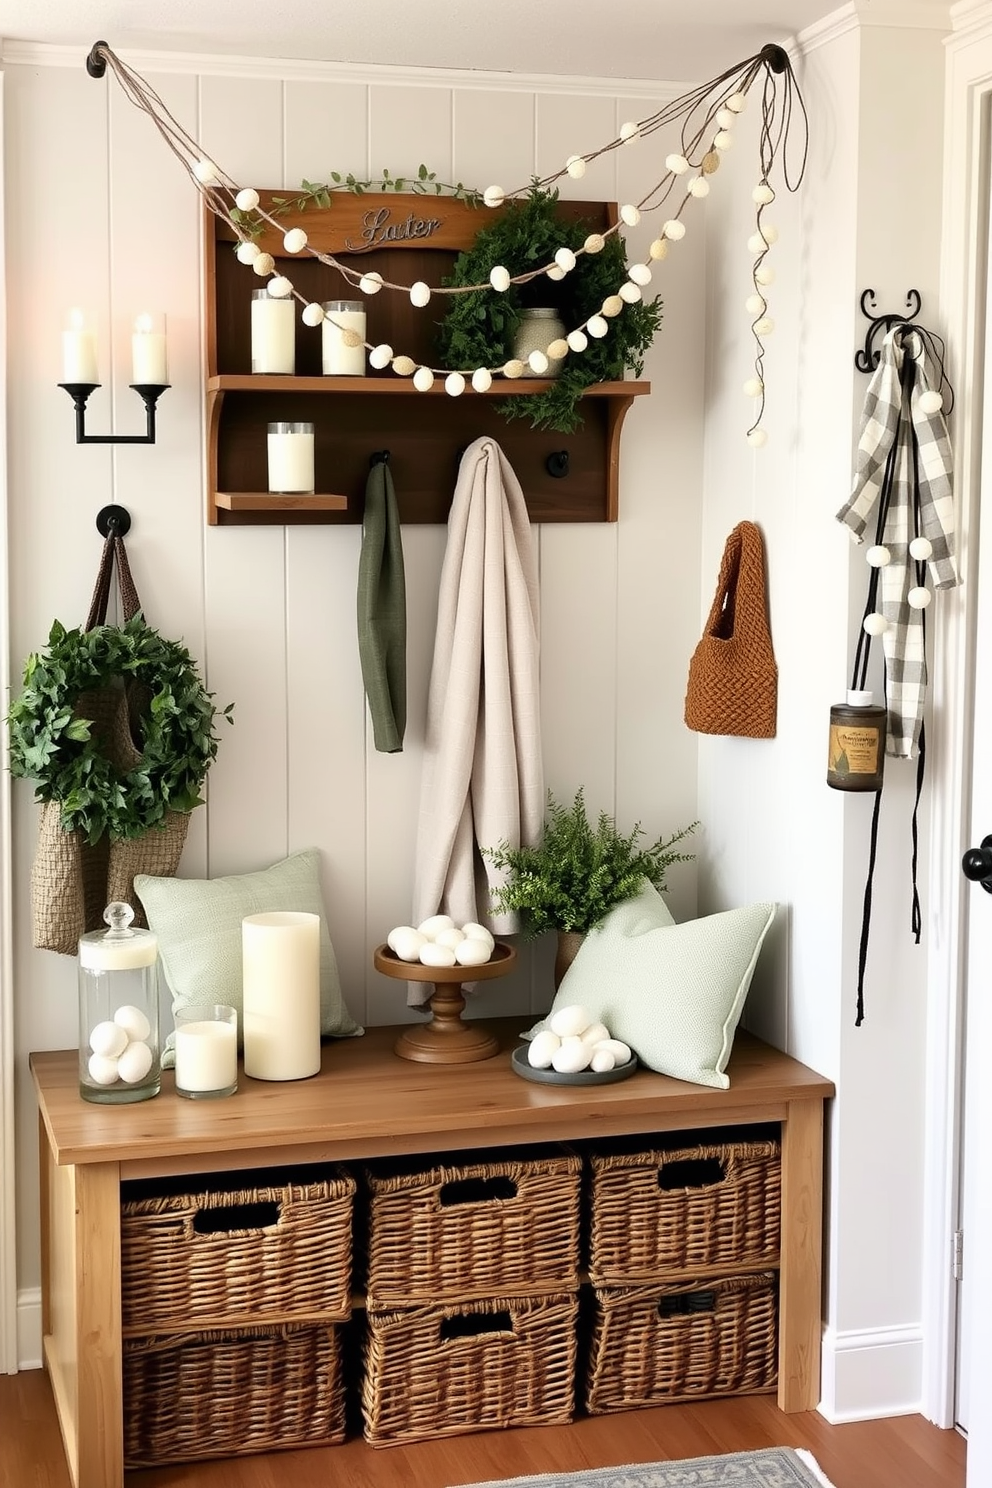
[{"xmin": 204, "ymin": 192, "xmax": 650, "ymax": 527}]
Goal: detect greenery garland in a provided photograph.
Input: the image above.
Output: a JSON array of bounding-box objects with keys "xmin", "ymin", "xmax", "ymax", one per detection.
[
  {"xmin": 7, "ymin": 614, "xmax": 233, "ymax": 845},
  {"xmin": 436, "ymin": 187, "xmax": 663, "ymax": 433}
]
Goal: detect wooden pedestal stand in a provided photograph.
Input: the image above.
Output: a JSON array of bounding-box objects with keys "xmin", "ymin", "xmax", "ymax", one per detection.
[{"xmin": 373, "ymin": 941, "xmax": 516, "ymax": 1064}]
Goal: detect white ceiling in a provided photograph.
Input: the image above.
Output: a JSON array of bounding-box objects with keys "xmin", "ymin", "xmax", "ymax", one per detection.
[{"xmin": 0, "ymin": 0, "xmax": 845, "ymax": 80}]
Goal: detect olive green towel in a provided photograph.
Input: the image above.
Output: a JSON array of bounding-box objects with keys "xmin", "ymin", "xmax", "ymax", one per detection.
[{"xmin": 357, "ymin": 460, "xmax": 407, "ymax": 752}]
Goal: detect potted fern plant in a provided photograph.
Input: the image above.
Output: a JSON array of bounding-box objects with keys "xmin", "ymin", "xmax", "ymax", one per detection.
[{"xmin": 484, "ymin": 788, "xmax": 695, "ymax": 986}]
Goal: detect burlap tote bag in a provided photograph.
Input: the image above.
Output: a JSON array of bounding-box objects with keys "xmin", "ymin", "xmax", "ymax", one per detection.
[
  {"xmin": 30, "ymin": 533, "xmax": 189, "ymax": 955},
  {"xmin": 684, "ymin": 520, "xmax": 778, "ymax": 738}
]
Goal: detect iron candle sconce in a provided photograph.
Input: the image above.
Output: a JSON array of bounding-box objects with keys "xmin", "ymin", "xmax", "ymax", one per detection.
[{"xmin": 58, "ymin": 381, "xmax": 169, "ymax": 445}]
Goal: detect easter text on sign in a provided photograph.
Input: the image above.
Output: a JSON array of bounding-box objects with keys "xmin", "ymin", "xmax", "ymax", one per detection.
[{"xmin": 345, "ymin": 207, "xmax": 443, "ymax": 252}]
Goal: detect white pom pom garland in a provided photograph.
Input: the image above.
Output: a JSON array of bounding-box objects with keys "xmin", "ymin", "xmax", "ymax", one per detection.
[
  {"xmin": 483, "ymin": 185, "xmax": 505, "ymax": 208},
  {"xmin": 747, "ymin": 427, "xmax": 768, "ymax": 448},
  {"xmin": 619, "ymin": 120, "xmax": 640, "ymax": 141},
  {"xmin": 410, "ymin": 281, "xmax": 431, "ymax": 308},
  {"xmin": 489, "ymin": 265, "xmax": 511, "ymax": 292},
  {"xmin": 392, "ymin": 355, "xmax": 416, "ymax": 377},
  {"xmin": 620, "ymin": 203, "xmax": 641, "ymax": 227},
  {"xmin": 866, "ymin": 545, "xmax": 891, "ymax": 567},
  {"xmin": 267, "ymin": 276, "xmax": 293, "ymax": 297},
  {"xmin": 619, "ymin": 282, "xmax": 642, "ymax": 303},
  {"xmin": 863, "ymin": 613, "xmax": 889, "ymax": 636},
  {"xmin": 252, "ymin": 252, "xmax": 275, "ymax": 276},
  {"xmin": 687, "ymin": 177, "xmax": 710, "ymax": 198},
  {"xmin": 472, "ymin": 367, "xmax": 493, "ymax": 392},
  {"xmin": 918, "ymin": 389, "xmax": 943, "ymax": 414},
  {"xmin": 628, "ymin": 262, "xmax": 652, "ymax": 286},
  {"xmin": 445, "ymin": 371, "xmax": 466, "ymax": 396},
  {"xmin": 601, "ymin": 295, "xmax": 624, "ymax": 317},
  {"xmin": 743, "ymin": 376, "xmax": 763, "ymax": 397},
  {"xmin": 567, "ymin": 330, "xmax": 588, "ymax": 353},
  {"xmin": 283, "ymin": 227, "xmax": 308, "ymax": 254},
  {"xmin": 235, "ymin": 187, "xmax": 259, "ymax": 212},
  {"xmin": 528, "ymin": 350, "xmax": 549, "ymax": 374},
  {"xmin": 193, "ymin": 158, "xmax": 219, "ymax": 184},
  {"xmin": 665, "ymin": 153, "xmax": 689, "ymax": 175},
  {"xmin": 909, "ymin": 536, "xmax": 933, "ymax": 560},
  {"xmin": 908, "ymin": 586, "xmax": 932, "ymax": 609},
  {"xmin": 566, "ymin": 154, "xmax": 587, "ymax": 179},
  {"xmin": 752, "ymin": 182, "xmax": 775, "ymax": 205},
  {"xmin": 714, "ymin": 130, "xmax": 734, "ymax": 150},
  {"xmin": 662, "ymin": 219, "xmax": 686, "ymax": 241},
  {"xmin": 412, "ymin": 365, "xmax": 435, "ymax": 391},
  {"xmin": 369, "ymin": 343, "xmax": 393, "ymax": 369},
  {"xmin": 302, "ymin": 302, "xmax": 325, "ymax": 326},
  {"xmin": 587, "ymin": 314, "xmax": 609, "ymax": 338},
  {"xmin": 236, "ymin": 240, "xmax": 260, "ymax": 264},
  {"xmin": 584, "ymin": 233, "xmax": 605, "ymax": 254},
  {"xmin": 503, "ymin": 358, "xmax": 525, "ymax": 379},
  {"xmin": 554, "ymin": 247, "xmax": 577, "ymax": 273},
  {"xmin": 359, "ymin": 272, "xmax": 384, "ymax": 295}
]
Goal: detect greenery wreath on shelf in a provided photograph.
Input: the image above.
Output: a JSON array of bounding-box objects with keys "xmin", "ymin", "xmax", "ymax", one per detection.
[
  {"xmin": 6, "ymin": 614, "xmax": 233, "ymax": 845},
  {"xmin": 436, "ymin": 186, "xmax": 664, "ymax": 433}
]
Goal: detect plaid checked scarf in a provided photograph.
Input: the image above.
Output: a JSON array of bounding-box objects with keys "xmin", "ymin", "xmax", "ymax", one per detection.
[{"xmin": 836, "ymin": 326, "xmax": 958, "ymax": 757}]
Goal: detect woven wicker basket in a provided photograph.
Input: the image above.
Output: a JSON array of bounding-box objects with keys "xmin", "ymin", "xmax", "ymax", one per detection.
[
  {"xmin": 123, "ymin": 1323, "xmax": 346, "ymax": 1465},
  {"xmin": 121, "ymin": 1169, "xmax": 356, "ymax": 1329},
  {"xmin": 362, "ymin": 1150, "xmax": 581, "ymax": 1305},
  {"xmin": 588, "ymin": 1137, "xmax": 780, "ymax": 1283},
  {"xmin": 362, "ymin": 1292, "xmax": 579, "ymax": 1446},
  {"xmin": 584, "ymin": 1272, "xmax": 778, "ymax": 1413}
]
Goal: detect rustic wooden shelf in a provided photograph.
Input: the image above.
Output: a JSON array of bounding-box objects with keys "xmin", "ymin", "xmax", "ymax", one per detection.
[{"xmin": 204, "ymin": 193, "xmax": 651, "ymax": 527}]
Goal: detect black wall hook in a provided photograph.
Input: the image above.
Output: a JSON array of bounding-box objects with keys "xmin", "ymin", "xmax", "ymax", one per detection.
[
  {"xmin": 545, "ymin": 450, "xmax": 570, "ymax": 479},
  {"xmin": 96, "ymin": 504, "xmax": 131, "ymax": 538},
  {"xmin": 369, "ymin": 450, "xmax": 390, "ymax": 467},
  {"xmin": 855, "ymin": 289, "xmax": 923, "ymax": 373}
]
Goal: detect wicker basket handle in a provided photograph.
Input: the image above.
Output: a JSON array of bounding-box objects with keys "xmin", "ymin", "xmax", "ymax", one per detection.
[
  {"xmin": 191, "ymin": 1198, "xmax": 281, "ymax": 1235},
  {"xmin": 657, "ymin": 1155, "xmax": 727, "ymax": 1191},
  {"xmin": 439, "ymin": 1309, "xmax": 514, "ymax": 1342},
  {"xmin": 85, "ymin": 533, "xmax": 143, "ymax": 631},
  {"xmin": 699, "ymin": 521, "xmax": 768, "ymax": 644},
  {"xmin": 438, "ymin": 1175, "xmax": 517, "ymax": 1207}
]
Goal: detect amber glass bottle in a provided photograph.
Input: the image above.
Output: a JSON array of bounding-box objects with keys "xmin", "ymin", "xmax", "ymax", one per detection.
[{"xmin": 827, "ymin": 690, "xmax": 886, "ymax": 791}]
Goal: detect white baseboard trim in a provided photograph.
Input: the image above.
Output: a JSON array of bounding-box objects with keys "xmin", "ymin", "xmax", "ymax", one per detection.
[
  {"xmin": 818, "ymin": 1323, "xmax": 924, "ymax": 1422},
  {"xmin": 17, "ymin": 1287, "xmax": 41, "ymax": 1372}
]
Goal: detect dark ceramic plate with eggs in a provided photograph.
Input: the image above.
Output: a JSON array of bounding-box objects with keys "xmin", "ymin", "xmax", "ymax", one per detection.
[{"xmin": 510, "ymin": 1044, "xmax": 639, "ymax": 1086}]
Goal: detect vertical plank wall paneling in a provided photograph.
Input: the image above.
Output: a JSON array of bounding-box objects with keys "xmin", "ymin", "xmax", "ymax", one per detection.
[
  {"xmin": 198, "ymin": 76, "xmax": 290, "ymax": 876},
  {"xmin": 283, "ymin": 81, "xmax": 372, "ymax": 1022},
  {"xmin": 8, "ymin": 57, "xmax": 698, "ymax": 1310},
  {"xmin": 6, "ymin": 60, "xmax": 116, "ymax": 1284}
]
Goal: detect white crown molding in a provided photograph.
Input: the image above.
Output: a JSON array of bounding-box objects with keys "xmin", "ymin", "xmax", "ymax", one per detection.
[
  {"xmin": 949, "ymin": 0, "xmax": 992, "ymax": 42},
  {"xmin": 798, "ymin": 0, "xmax": 951, "ymax": 54},
  {"xmin": 0, "ymin": 39, "xmax": 682, "ymax": 100}
]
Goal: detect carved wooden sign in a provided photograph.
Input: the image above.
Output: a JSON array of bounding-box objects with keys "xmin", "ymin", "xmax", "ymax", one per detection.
[{"xmin": 215, "ymin": 191, "xmax": 488, "ymax": 257}]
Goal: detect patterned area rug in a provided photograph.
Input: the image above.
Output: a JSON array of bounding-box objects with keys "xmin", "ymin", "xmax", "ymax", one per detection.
[{"xmin": 452, "ymin": 1447, "xmax": 836, "ymax": 1488}]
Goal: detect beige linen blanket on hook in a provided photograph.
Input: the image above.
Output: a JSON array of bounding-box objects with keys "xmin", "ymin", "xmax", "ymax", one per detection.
[{"xmin": 411, "ymin": 437, "xmax": 544, "ymax": 1003}]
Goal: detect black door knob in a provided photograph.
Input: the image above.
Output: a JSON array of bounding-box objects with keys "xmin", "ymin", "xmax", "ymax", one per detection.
[{"xmin": 962, "ymin": 835, "xmax": 992, "ymax": 892}]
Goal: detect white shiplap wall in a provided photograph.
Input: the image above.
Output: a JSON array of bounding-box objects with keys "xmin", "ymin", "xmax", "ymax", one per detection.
[{"xmin": 4, "ymin": 52, "xmax": 704, "ymax": 1310}]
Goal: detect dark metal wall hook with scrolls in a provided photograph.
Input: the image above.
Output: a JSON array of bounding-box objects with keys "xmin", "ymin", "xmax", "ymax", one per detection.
[{"xmin": 855, "ymin": 289, "xmax": 922, "ymax": 373}]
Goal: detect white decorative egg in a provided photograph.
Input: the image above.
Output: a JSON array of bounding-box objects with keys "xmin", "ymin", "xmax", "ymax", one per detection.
[
  {"xmin": 391, "ymin": 928, "xmax": 427, "ymax": 963},
  {"xmin": 434, "ymin": 927, "xmax": 466, "ymax": 950},
  {"xmin": 590, "ymin": 1048, "xmax": 617, "ymax": 1073},
  {"xmin": 417, "ymin": 914, "xmax": 455, "ymax": 941},
  {"xmin": 551, "ymin": 1037, "xmax": 593, "ymax": 1074},
  {"xmin": 89, "ymin": 1020, "xmax": 128, "ymax": 1058},
  {"xmin": 87, "ymin": 1052, "xmax": 120, "ymax": 1085},
  {"xmin": 549, "ymin": 1004, "xmax": 592, "ymax": 1039},
  {"xmin": 527, "ymin": 1030, "xmax": 561, "ymax": 1068},
  {"xmin": 461, "ymin": 921, "xmax": 494, "ymax": 945},
  {"xmin": 455, "ymin": 938, "xmax": 491, "ymax": 967},
  {"xmin": 580, "ymin": 1021, "xmax": 611, "ymax": 1047},
  {"xmin": 419, "ymin": 942, "xmax": 458, "ymax": 968},
  {"xmin": 117, "ymin": 1041, "xmax": 153, "ymax": 1085},
  {"xmin": 387, "ymin": 924, "xmax": 419, "ymax": 953},
  {"xmin": 114, "ymin": 1005, "xmax": 151, "ymax": 1043},
  {"xmin": 593, "ymin": 1038, "xmax": 632, "ymax": 1065}
]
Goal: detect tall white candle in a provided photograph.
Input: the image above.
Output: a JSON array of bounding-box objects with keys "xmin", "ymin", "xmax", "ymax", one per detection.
[
  {"xmin": 242, "ymin": 911, "xmax": 321, "ymax": 1080},
  {"xmin": 267, "ymin": 421, "xmax": 314, "ymax": 493},
  {"xmin": 62, "ymin": 308, "xmax": 98, "ymax": 383},
  {"xmin": 321, "ymin": 300, "xmax": 366, "ymax": 376},
  {"xmin": 175, "ymin": 1007, "xmax": 238, "ymax": 1097},
  {"xmin": 131, "ymin": 312, "xmax": 168, "ymax": 384},
  {"xmin": 251, "ymin": 290, "xmax": 295, "ymax": 374}
]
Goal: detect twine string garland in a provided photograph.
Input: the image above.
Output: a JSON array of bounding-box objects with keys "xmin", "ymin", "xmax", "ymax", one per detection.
[{"xmin": 89, "ymin": 41, "xmax": 807, "ymax": 437}]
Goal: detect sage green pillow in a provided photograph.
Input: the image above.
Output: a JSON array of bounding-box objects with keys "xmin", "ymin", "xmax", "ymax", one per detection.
[
  {"xmin": 532, "ymin": 883, "xmax": 775, "ymax": 1089},
  {"xmin": 134, "ymin": 849, "xmax": 362, "ymax": 1067}
]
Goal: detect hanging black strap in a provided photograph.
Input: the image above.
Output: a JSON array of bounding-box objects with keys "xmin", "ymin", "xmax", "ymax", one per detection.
[
  {"xmin": 85, "ymin": 533, "xmax": 142, "ymax": 631},
  {"xmin": 855, "ymin": 787, "xmax": 884, "ymax": 1028}
]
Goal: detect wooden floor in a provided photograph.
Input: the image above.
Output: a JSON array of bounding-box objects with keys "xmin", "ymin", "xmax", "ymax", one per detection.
[{"xmin": 0, "ymin": 1368, "xmax": 966, "ymax": 1488}]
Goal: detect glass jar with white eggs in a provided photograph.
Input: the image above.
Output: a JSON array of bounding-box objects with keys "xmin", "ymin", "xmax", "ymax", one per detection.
[{"xmin": 77, "ymin": 901, "xmax": 161, "ymax": 1104}]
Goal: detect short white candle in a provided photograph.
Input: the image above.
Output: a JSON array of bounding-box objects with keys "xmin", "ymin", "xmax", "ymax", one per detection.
[
  {"xmin": 322, "ymin": 300, "xmax": 366, "ymax": 375},
  {"xmin": 242, "ymin": 911, "xmax": 321, "ymax": 1081},
  {"xmin": 251, "ymin": 290, "xmax": 295, "ymax": 374},
  {"xmin": 175, "ymin": 1013, "xmax": 238, "ymax": 1096},
  {"xmin": 131, "ymin": 312, "xmax": 168, "ymax": 384},
  {"xmin": 267, "ymin": 421, "xmax": 314, "ymax": 493},
  {"xmin": 62, "ymin": 309, "xmax": 98, "ymax": 383}
]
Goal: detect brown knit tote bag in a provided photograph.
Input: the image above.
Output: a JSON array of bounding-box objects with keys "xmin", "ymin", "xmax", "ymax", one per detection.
[{"xmin": 684, "ymin": 520, "xmax": 777, "ymax": 738}]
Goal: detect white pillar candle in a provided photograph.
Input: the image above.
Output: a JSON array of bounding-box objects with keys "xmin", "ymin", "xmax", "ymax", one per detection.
[
  {"xmin": 174, "ymin": 1005, "xmax": 238, "ymax": 1098},
  {"xmin": 62, "ymin": 308, "xmax": 98, "ymax": 383},
  {"xmin": 321, "ymin": 300, "xmax": 366, "ymax": 375},
  {"xmin": 267, "ymin": 421, "xmax": 314, "ymax": 493},
  {"xmin": 242, "ymin": 911, "xmax": 321, "ymax": 1080},
  {"xmin": 251, "ymin": 289, "xmax": 295, "ymax": 374},
  {"xmin": 131, "ymin": 312, "xmax": 168, "ymax": 384}
]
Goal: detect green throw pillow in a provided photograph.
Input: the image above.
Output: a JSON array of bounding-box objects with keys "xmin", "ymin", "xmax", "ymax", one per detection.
[
  {"xmin": 134, "ymin": 849, "xmax": 363, "ymax": 1067},
  {"xmin": 531, "ymin": 883, "xmax": 775, "ymax": 1089}
]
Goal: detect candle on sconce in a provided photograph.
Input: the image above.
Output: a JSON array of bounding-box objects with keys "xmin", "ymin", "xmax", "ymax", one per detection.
[
  {"xmin": 62, "ymin": 308, "xmax": 98, "ymax": 384},
  {"xmin": 131, "ymin": 312, "xmax": 168, "ymax": 385},
  {"xmin": 242, "ymin": 911, "xmax": 321, "ymax": 1081}
]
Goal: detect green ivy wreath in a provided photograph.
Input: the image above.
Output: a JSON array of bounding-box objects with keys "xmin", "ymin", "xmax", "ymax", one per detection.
[
  {"xmin": 6, "ymin": 613, "xmax": 233, "ymax": 845},
  {"xmin": 435, "ymin": 186, "xmax": 664, "ymax": 433}
]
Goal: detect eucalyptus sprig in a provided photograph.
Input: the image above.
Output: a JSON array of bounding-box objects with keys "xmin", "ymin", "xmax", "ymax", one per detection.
[
  {"xmin": 435, "ymin": 186, "xmax": 663, "ymax": 432},
  {"xmin": 230, "ymin": 163, "xmax": 482, "ymax": 238},
  {"xmin": 6, "ymin": 614, "xmax": 233, "ymax": 844},
  {"xmin": 484, "ymin": 788, "xmax": 695, "ymax": 937}
]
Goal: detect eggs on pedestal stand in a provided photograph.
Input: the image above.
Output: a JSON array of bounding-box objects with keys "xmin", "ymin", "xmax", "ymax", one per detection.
[{"xmin": 373, "ymin": 916, "xmax": 517, "ymax": 1064}]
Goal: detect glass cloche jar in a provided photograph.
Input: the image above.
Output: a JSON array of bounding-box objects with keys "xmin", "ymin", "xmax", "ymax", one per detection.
[{"xmin": 77, "ymin": 902, "xmax": 161, "ymax": 1104}]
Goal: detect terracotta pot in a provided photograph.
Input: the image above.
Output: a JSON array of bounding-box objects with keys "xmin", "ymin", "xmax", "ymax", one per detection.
[{"xmin": 553, "ymin": 930, "xmax": 586, "ymax": 991}]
